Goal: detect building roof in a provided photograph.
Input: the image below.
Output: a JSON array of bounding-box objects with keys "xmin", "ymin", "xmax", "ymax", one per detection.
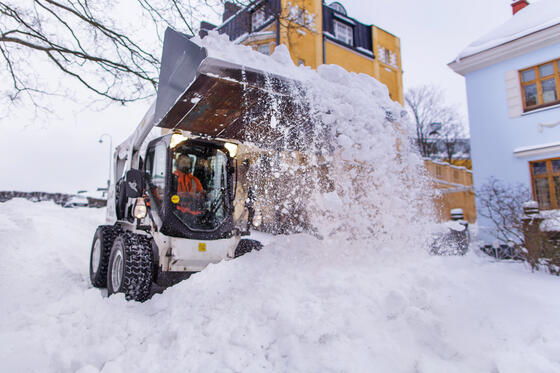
[{"xmin": 455, "ymin": 0, "xmax": 560, "ymax": 60}]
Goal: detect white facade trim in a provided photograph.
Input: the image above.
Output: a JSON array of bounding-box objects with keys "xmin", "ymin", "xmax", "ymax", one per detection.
[
  {"xmin": 505, "ymin": 69, "xmax": 523, "ymax": 118},
  {"xmin": 235, "ymin": 30, "xmax": 275, "ymax": 44},
  {"xmin": 513, "ymin": 141, "xmax": 560, "ymax": 158},
  {"xmin": 438, "ymin": 185, "xmax": 474, "ymax": 195},
  {"xmin": 333, "ymin": 12, "xmax": 356, "ymax": 25},
  {"xmin": 539, "ymin": 120, "xmax": 560, "ymax": 132},
  {"xmin": 448, "ymin": 24, "xmax": 560, "ymax": 76},
  {"xmin": 521, "ymin": 103, "xmax": 560, "ymax": 117}
]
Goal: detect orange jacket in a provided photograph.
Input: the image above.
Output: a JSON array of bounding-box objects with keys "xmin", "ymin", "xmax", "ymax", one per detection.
[
  {"xmin": 174, "ymin": 170, "xmax": 204, "ymax": 215},
  {"xmin": 174, "ymin": 170, "xmax": 203, "ymax": 194}
]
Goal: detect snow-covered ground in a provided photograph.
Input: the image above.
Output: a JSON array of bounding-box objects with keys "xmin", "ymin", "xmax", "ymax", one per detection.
[{"xmin": 1, "ymin": 198, "xmax": 559, "ymax": 373}]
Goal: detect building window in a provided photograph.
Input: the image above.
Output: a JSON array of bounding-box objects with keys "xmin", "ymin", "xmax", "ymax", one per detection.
[
  {"xmin": 256, "ymin": 43, "xmax": 270, "ymax": 55},
  {"xmin": 334, "ymin": 20, "xmax": 353, "ymax": 46},
  {"xmin": 530, "ymin": 157, "xmax": 560, "ymax": 210},
  {"xmin": 519, "ymin": 59, "xmax": 560, "ymax": 111},
  {"xmin": 252, "ymin": 8, "xmax": 266, "ymax": 31},
  {"xmin": 378, "ymin": 46, "xmax": 397, "ymax": 67},
  {"xmin": 390, "ymin": 51, "xmax": 397, "ymax": 66}
]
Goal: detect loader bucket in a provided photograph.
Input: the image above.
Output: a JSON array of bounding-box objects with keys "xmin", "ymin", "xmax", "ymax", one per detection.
[
  {"xmin": 155, "ymin": 28, "xmax": 313, "ymax": 150},
  {"xmin": 155, "ymin": 28, "xmax": 208, "ymax": 125}
]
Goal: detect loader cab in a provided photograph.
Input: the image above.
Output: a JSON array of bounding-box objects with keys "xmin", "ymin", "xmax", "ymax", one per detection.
[{"xmin": 143, "ymin": 133, "xmax": 236, "ymax": 240}]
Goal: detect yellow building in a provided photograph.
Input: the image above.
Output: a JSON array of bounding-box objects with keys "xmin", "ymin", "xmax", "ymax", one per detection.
[{"xmin": 200, "ymin": 0, "xmax": 403, "ymax": 104}]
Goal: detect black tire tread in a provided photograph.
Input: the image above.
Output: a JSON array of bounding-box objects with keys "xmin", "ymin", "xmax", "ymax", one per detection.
[
  {"xmin": 111, "ymin": 232, "xmax": 153, "ymax": 302},
  {"xmin": 90, "ymin": 225, "xmax": 121, "ymax": 288}
]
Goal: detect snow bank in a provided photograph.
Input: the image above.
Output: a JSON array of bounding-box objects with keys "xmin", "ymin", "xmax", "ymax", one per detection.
[
  {"xmin": 2, "ymin": 200, "xmax": 560, "ymax": 372},
  {"xmin": 456, "ymin": 0, "xmax": 560, "ymax": 60}
]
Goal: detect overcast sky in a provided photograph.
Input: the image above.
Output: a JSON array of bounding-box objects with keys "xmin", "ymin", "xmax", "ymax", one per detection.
[
  {"xmin": 340, "ymin": 0, "xmax": 513, "ymax": 115},
  {"xmin": 0, "ymin": 0, "xmax": 515, "ymax": 194}
]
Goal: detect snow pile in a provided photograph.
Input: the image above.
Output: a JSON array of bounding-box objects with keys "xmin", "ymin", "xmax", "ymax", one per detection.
[
  {"xmin": 539, "ymin": 209, "xmax": 560, "ymax": 232},
  {"xmin": 200, "ymin": 31, "xmax": 435, "ymax": 246},
  {"xmin": 5, "ymin": 29, "xmax": 559, "ymax": 373},
  {"xmin": 456, "ymin": 0, "xmax": 560, "ymax": 59},
  {"xmin": 2, "ymin": 200, "xmax": 560, "ymax": 372}
]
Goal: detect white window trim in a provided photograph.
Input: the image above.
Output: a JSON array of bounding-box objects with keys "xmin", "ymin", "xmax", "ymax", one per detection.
[
  {"xmin": 333, "ymin": 20, "xmax": 353, "ymax": 46},
  {"xmin": 505, "ymin": 69, "xmax": 523, "ymax": 118},
  {"xmin": 333, "ymin": 12, "xmax": 356, "ymax": 25},
  {"xmin": 522, "ymin": 102, "xmax": 560, "ymax": 116}
]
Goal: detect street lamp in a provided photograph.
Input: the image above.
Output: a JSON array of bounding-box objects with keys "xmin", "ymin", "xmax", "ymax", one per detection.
[{"xmin": 98, "ymin": 133, "xmax": 112, "ymax": 189}]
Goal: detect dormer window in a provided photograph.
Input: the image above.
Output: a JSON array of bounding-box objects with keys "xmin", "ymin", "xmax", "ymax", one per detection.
[
  {"xmin": 252, "ymin": 8, "xmax": 266, "ymax": 31},
  {"xmin": 329, "ymin": 2, "xmax": 347, "ymax": 15},
  {"xmin": 334, "ymin": 20, "xmax": 353, "ymax": 46}
]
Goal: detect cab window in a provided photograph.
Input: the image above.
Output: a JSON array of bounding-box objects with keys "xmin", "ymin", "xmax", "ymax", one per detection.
[{"xmin": 145, "ymin": 142, "xmax": 167, "ymax": 206}]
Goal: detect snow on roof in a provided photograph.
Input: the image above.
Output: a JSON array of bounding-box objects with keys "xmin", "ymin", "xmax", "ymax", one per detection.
[{"xmin": 456, "ymin": 0, "xmax": 560, "ymax": 60}]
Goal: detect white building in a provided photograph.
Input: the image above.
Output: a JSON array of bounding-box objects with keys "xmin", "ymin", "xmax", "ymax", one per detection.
[{"xmin": 449, "ymin": 0, "xmax": 560, "ymax": 241}]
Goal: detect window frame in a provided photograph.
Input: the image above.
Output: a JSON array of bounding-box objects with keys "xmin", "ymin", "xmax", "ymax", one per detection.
[
  {"xmin": 251, "ymin": 7, "xmax": 266, "ymax": 32},
  {"xmin": 529, "ymin": 157, "xmax": 560, "ymax": 210},
  {"xmin": 333, "ymin": 19, "xmax": 354, "ymax": 46},
  {"xmin": 144, "ymin": 140, "xmax": 168, "ymax": 212},
  {"xmin": 519, "ymin": 58, "xmax": 560, "ymax": 112}
]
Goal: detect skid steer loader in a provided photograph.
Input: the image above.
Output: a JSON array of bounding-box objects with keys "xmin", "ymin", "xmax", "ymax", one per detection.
[{"xmin": 88, "ymin": 28, "xmax": 308, "ymax": 301}]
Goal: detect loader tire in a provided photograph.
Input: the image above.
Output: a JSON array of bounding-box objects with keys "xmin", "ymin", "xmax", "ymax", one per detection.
[
  {"xmin": 107, "ymin": 232, "xmax": 153, "ymax": 302},
  {"xmin": 90, "ymin": 225, "xmax": 121, "ymax": 288}
]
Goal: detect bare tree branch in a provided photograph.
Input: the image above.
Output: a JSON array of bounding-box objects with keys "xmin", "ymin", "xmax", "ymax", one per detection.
[
  {"xmin": 477, "ymin": 178, "xmax": 531, "ymax": 245},
  {"xmin": 405, "ymin": 85, "xmax": 466, "ymax": 161},
  {"xmin": 0, "ymin": 0, "xmax": 312, "ymax": 108},
  {"xmin": 0, "ymin": 0, "xmax": 226, "ymax": 105}
]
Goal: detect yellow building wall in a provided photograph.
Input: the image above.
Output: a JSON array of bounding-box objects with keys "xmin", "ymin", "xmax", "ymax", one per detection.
[
  {"xmin": 372, "ymin": 26, "xmax": 403, "ymax": 104},
  {"xmin": 279, "ymin": 0, "xmax": 324, "ymax": 69},
  {"xmin": 240, "ymin": 0, "xmax": 404, "ymax": 106},
  {"xmin": 242, "ymin": 23, "xmax": 277, "ymax": 54},
  {"xmin": 324, "ymin": 40, "xmax": 375, "ymax": 76}
]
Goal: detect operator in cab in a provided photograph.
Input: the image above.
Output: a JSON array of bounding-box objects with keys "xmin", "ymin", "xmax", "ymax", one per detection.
[{"xmin": 173, "ymin": 154, "xmax": 205, "ymax": 215}]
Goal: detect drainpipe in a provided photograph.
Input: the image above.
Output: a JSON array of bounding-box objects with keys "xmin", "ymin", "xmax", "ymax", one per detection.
[
  {"xmin": 276, "ymin": 17, "xmax": 280, "ymax": 45},
  {"xmin": 322, "ymin": 1, "xmax": 326, "ymax": 64},
  {"xmin": 275, "ymin": 3, "xmax": 280, "ymax": 46},
  {"xmin": 322, "ymin": 35, "xmax": 326, "ymax": 64}
]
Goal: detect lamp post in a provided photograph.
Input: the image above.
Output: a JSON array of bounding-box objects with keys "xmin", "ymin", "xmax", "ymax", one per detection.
[{"xmin": 98, "ymin": 133, "xmax": 113, "ymax": 188}]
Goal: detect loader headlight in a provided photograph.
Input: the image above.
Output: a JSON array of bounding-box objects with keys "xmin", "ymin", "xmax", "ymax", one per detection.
[
  {"xmin": 224, "ymin": 142, "xmax": 238, "ymax": 158},
  {"xmin": 134, "ymin": 197, "xmax": 147, "ymax": 219},
  {"xmin": 170, "ymin": 133, "xmax": 190, "ymax": 149}
]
